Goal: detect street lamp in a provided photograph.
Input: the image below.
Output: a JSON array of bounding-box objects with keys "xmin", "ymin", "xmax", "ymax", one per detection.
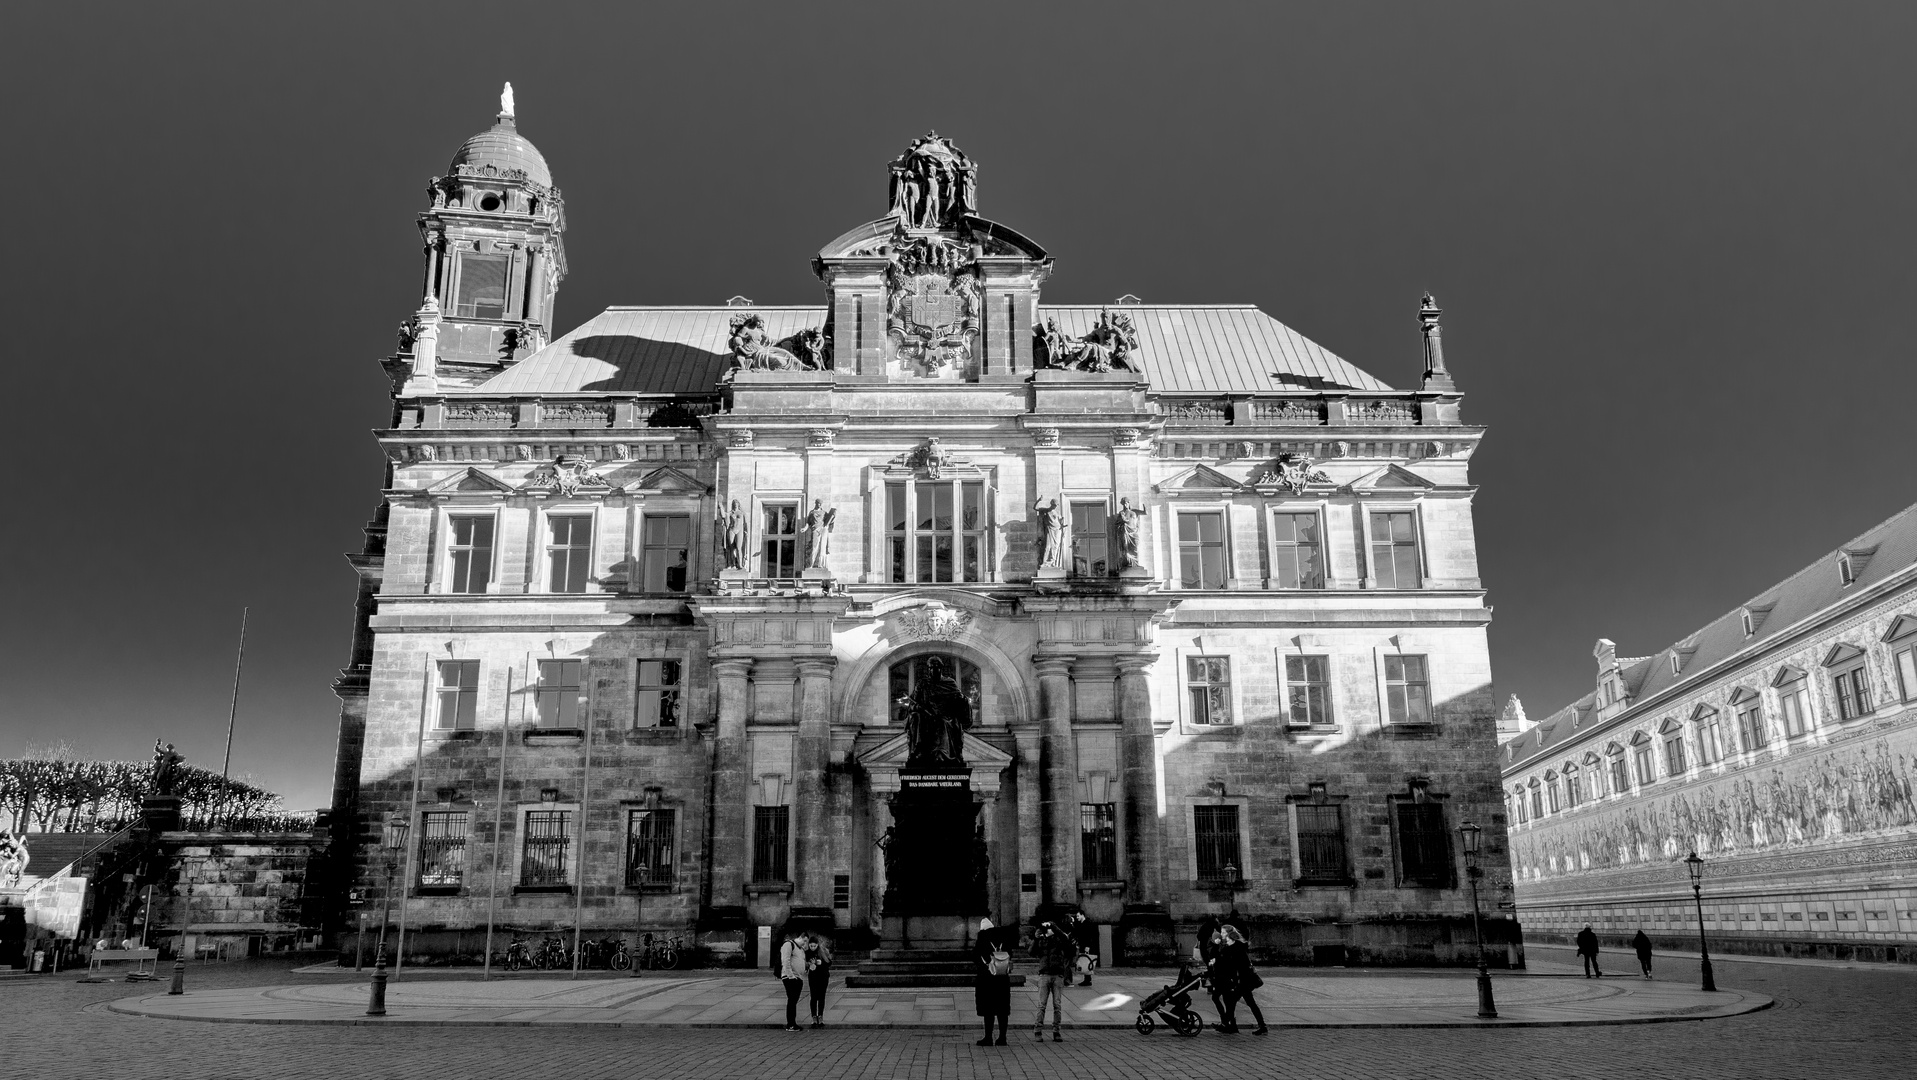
[
  {"xmin": 1458, "ymin": 821, "xmax": 1497, "ymax": 1019},
  {"xmin": 1684, "ymin": 851, "xmax": 1717, "ymax": 993},
  {"xmin": 378, "ymin": 815, "xmax": 410, "ymax": 957}
]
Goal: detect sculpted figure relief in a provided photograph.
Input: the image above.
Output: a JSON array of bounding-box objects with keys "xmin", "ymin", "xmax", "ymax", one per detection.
[
  {"xmin": 726, "ymin": 313, "xmax": 830, "ymax": 375},
  {"xmin": 718, "ymin": 500, "xmax": 748, "ymax": 571},
  {"xmin": 1034, "ymin": 309, "xmax": 1141, "ymax": 372},
  {"xmin": 886, "ymin": 131, "xmax": 979, "ymax": 230}
]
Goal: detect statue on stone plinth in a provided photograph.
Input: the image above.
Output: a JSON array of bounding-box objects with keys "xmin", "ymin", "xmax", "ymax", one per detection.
[
  {"xmin": 802, "ymin": 499, "xmax": 836, "ymax": 569},
  {"xmin": 1112, "ymin": 498, "xmax": 1146, "ymax": 572},
  {"xmin": 1034, "ymin": 498, "xmax": 1064, "ymax": 570},
  {"xmin": 718, "ymin": 500, "xmax": 748, "ymax": 571},
  {"xmin": 901, "ymin": 656, "xmax": 971, "ymax": 768},
  {"xmin": 151, "ymin": 741, "xmax": 186, "ymax": 797}
]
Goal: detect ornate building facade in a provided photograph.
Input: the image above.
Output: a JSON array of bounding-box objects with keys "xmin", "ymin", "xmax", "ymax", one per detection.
[
  {"xmin": 1502, "ymin": 502, "xmax": 1917, "ymax": 963},
  {"xmin": 330, "ymin": 91, "xmax": 1519, "ymax": 967}
]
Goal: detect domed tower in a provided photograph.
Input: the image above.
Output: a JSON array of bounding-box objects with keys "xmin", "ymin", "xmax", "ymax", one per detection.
[{"xmin": 398, "ymin": 83, "xmax": 566, "ymax": 392}]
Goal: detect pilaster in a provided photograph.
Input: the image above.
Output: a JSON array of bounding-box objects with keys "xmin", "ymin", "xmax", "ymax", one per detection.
[
  {"xmin": 1035, "ymin": 654, "xmax": 1079, "ymax": 904},
  {"xmin": 794, "ymin": 657, "xmax": 837, "ymax": 908}
]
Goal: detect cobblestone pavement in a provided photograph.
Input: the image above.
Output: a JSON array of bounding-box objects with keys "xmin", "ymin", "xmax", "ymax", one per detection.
[{"xmin": 6, "ymin": 948, "xmax": 1913, "ymax": 1080}]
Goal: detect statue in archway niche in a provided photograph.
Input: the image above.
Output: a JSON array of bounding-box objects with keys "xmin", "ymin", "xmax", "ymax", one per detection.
[{"xmin": 896, "ymin": 655, "xmax": 974, "ymax": 768}]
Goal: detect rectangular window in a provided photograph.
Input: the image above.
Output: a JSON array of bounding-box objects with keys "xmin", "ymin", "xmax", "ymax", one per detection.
[
  {"xmin": 1547, "ymin": 780, "xmax": 1561, "ymax": 813},
  {"xmin": 1664, "ymin": 731, "xmax": 1688, "ymax": 775},
  {"xmin": 1529, "ymin": 786, "xmax": 1544, "ymax": 819},
  {"xmin": 1834, "ymin": 667, "xmax": 1873, "ymax": 720},
  {"xmin": 1271, "ymin": 511, "xmax": 1325, "ymax": 589},
  {"xmin": 1285, "ymin": 654, "xmax": 1332, "ymax": 727},
  {"xmin": 1295, "ymin": 803, "xmax": 1347, "ymax": 882},
  {"xmin": 833, "ymin": 874, "xmax": 851, "ymax": 909},
  {"xmin": 434, "ymin": 660, "xmax": 480, "ymax": 730},
  {"xmin": 634, "ymin": 660, "xmax": 681, "ymax": 728},
  {"xmin": 1080, "ymin": 802, "xmax": 1118, "ymax": 880},
  {"xmin": 961, "ymin": 482, "xmax": 986, "ymax": 582},
  {"xmin": 753, "ymin": 805, "xmax": 790, "ymax": 883},
  {"xmin": 1736, "ymin": 703, "xmax": 1768, "ymax": 751},
  {"xmin": 916, "ymin": 484, "xmax": 954, "ymax": 583},
  {"xmin": 1634, "ymin": 744, "xmax": 1656, "ymax": 785},
  {"xmin": 535, "ymin": 659, "xmax": 585, "ymax": 728},
  {"xmin": 1396, "ymin": 801, "xmax": 1450, "ymax": 886},
  {"xmin": 1384, "ymin": 654, "xmax": 1432, "ymax": 725},
  {"xmin": 761, "ymin": 502, "xmax": 800, "ymax": 577},
  {"xmin": 545, "ymin": 514, "xmax": 593, "ymax": 593},
  {"xmin": 1070, "ymin": 502, "xmax": 1110, "ymax": 578},
  {"xmin": 888, "ymin": 482, "xmax": 987, "ymax": 583},
  {"xmin": 624, "ymin": 808, "xmax": 675, "ymax": 888},
  {"xmin": 1513, "ymin": 793, "xmax": 1528, "ymax": 825},
  {"xmin": 520, "ymin": 809, "xmax": 572, "ymax": 887},
  {"xmin": 1696, "ymin": 713, "xmax": 1723, "ymax": 764},
  {"xmin": 417, "ymin": 811, "xmax": 468, "ymax": 888},
  {"xmin": 1369, "ymin": 510, "xmax": 1422, "ymax": 590},
  {"xmin": 886, "ymin": 483, "xmax": 908, "ymax": 583},
  {"xmin": 639, "ymin": 515, "xmax": 691, "ymax": 593},
  {"xmin": 1608, "ymin": 755, "xmax": 1630, "ymax": 794},
  {"xmin": 447, "ymin": 515, "xmax": 495, "ymax": 594},
  {"xmin": 1177, "ymin": 512, "xmax": 1227, "ymax": 589},
  {"xmin": 1565, "ymin": 770, "xmax": 1584, "ymax": 807},
  {"xmin": 1896, "ymin": 644, "xmax": 1917, "ymax": 703},
  {"xmin": 1186, "ymin": 656, "xmax": 1233, "ymax": 726},
  {"xmin": 454, "ymin": 253, "xmax": 509, "ymax": 319},
  {"xmin": 1779, "ymin": 681, "xmax": 1813, "ymax": 737},
  {"xmin": 1193, "ymin": 805, "xmax": 1241, "ymax": 883}
]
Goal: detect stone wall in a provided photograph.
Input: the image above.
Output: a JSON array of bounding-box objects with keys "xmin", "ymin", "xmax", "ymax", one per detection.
[{"xmin": 159, "ymin": 831, "xmax": 327, "ymax": 954}]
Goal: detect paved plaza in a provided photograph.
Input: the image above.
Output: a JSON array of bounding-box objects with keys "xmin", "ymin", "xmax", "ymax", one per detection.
[{"xmin": 4, "ymin": 945, "xmax": 1912, "ymax": 1079}]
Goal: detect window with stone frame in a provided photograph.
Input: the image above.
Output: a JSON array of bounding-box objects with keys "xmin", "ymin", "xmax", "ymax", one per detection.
[
  {"xmin": 434, "ymin": 660, "xmax": 480, "ymax": 730},
  {"xmin": 1070, "ymin": 501, "xmax": 1111, "ymax": 578},
  {"xmin": 1293, "ymin": 795, "xmax": 1348, "ymax": 883},
  {"xmin": 453, "ymin": 253, "xmax": 509, "ymax": 319},
  {"xmin": 1394, "ymin": 796, "xmax": 1451, "ymax": 887},
  {"xmin": 545, "ymin": 514, "xmax": 593, "ymax": 593},
  {"xmin": 1545, "ymin": 772, "xmax": 1562, "ymax": 813},
  {"xmin": 1777, "ymin": 674, "xmax": 1814, "ymax": 737},
  {"xmin": 1828, "ymin": 650, "xmax": 1874, "ymax": 720},
  {"xmin": 1177, "ymin": 511, "xmax": 1228, "ymax": 589},
  {"xmin": 1583, "ymin": 754, "xmax": 1607, "ymax": 798},
  {"xmin": 1632, "ymin": 734, "xmax": 1657, "ymax": 785},
  {"xmin": 535, "ymin": 659, "xmax": 585, "ymax": 728},
  {"xmin": 752, "ymin": 805, "xmax": 790, "ymax": 883},
  {"xmin": 633, "ymin": 659, "xmax": 681, "ymax": 728},
  {"xmin": 1734, "ymin": 692, "xmax": 1769, "ymax": 751},
  {"xmin": 1694, "ymin": 707, "xmax": 1724, "ymax": 764},
  {"xmin": 1079, "ymin": 802, "xmax": 1118, "ymax": 880},
  {"xmin": 416, "ymin": 811, "xmax": 468, "ymax": 888},
  {"xmin": 1528, "ymin": 780, "xmax": 1543, "ymax": 820},
  {"xmin": 1368, "ymin": 510, "xmax": 1422, "ymax": 590},
  {"xmin": 1564, "ymin": 765, "xmax": 1584, "ymax": 808},
  {"xmin": 884, "ymin": 481, "xmax": 988, "ymax": 583},
  {"xmin": 1193, "ymin": 804, "xmax": 1242, "ymax": 883},
  {"xmin": 1895, "ymin": 633, "xmax": 1917, "ymax": 704},
  {"xmin": 447, "ymin": 514, "xmax": 495, "ymax": 594},
  {"xmin": 1384, "ymin": 654, "xmax": 1432, "ymax": 725},
  {"xmin": 762, "ymin": 502, "xmax": 801, "ymax": 578},
  {"xmin": 1186, "ymin": 656, "xmax": 1234, "ymax": 726},
  {"xmin": 1285, "ymin": 654, "xmax": 1332, "ymax": 727},
  {"xmin": 1270, "ymin": 511, "xmax": 1325, "ymax": 589},
  {"xmin": 1511, "ymin": 789, "xmax": 1528, "ymax": 825},
  {"xmin": 1607, "ymin": 749, "xmax": 1630, "ymax": 795},
  {"xmin": 638, "ymin": 515, "xmax": 691, "ymax": 593},
  {"xmin": 624, "ymin": 807, "xmax": 675, "ymax": 888},
  {"xmin": 1662, "ymin": 720, "xmax": 1688, "ymax": 775},
  {"xmin": 520, "ymin": 809, "xmax": 572, "ymax": 887}
]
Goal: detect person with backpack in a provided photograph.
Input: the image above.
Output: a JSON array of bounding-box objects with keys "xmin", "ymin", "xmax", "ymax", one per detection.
[
  {"xmin": 1631, "ymin": 930, "xmax": 1654, "ymax": 979},
  {"xmin": 974, "ymin": 918, "xmax": 1012, "ymax": 1046},
  {"xmin": 778, "ymin": 930, "xmax": 809, "ymax": 1030},
  {"xmin": 805, "ymin": 932, "xmax": 833, "ymax": 1027},
  {"xmin": 1575, "ymin": 926, "xmax": 1603, "ymax": 978},
  {"xmin": 1030, "ymin": 920, "xmax": 1075, "ymax": 1041}
]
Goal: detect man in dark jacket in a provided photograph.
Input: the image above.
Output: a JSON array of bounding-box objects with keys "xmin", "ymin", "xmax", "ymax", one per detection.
[
  {"xmin": 1575, "ymin": 926, "xmax": 1603, "ymax": 978},
  {"xmin": 1030, "ymin": 921, "xmax": 1075, "ymax": 1041}
]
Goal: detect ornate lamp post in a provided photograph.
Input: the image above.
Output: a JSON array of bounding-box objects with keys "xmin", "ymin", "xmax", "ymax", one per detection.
[
  {"xmin": 378, "ymin": 815, "xmax": 410, "ymax": 954},
  {"xmin": 1684, "ymin": 851, "xmax": 1717, "ymax": 992},
  {"xmin": 1458, "ymin": 821, "xmax": 1497, "ymax": 1018}
]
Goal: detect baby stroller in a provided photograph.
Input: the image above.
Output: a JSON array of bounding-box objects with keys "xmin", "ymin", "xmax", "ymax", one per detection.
[{"xmin": 1134, "ymin": 964, "xmax": 1208, "ymax": 1036}]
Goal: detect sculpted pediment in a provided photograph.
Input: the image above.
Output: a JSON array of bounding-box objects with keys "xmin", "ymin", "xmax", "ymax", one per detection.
[
  {"xmin": 1346, "ymin": 463, "xmax": 1435, "ymax": 491},
  {"xmin": 423, "ymin": 468, "xmax": 515, "ymax": 495},
  {"xmin": 1155, "ymin": 464, "xmax": 1242, "ymax": 494},
  {"xmin": 603, "ymin": 465, "xmax": 709, "ymax": 496}
]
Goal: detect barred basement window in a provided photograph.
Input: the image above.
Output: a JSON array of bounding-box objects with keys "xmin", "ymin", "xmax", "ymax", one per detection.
[
  {"xmin": 1080, "ymin": 802, "xmax": 1117, "ymax": 880},
  {"xmin": 417, "ymin": 811, "xmax": 468, "ymax": 887},
  {"xmin": 753, "ymin": 805, "xmax": 790, "ymax": 883},
  {"xmin": 434, "ymin": 660, "xmax": 480, "ymax": 730},
  {"xmin": 1395, "ymin": 800, "xmax": 1450, "ymax": 886},
  {"xmin": 1285, "ymin": 655, "xmax": 1332, "ymax": 727},
  {"xmin": 545, "ymin": 514, "xmax": 593, "ymax": 593},
  {"xmin": 1295, "ymin": 803, "xmax": 1347, "ymax": 882},
  {"xmin": 535, "ymin": 659, "xmax": 585, "ymax": 728},
  {"xmin": 1271, "ymin": 511, "xmax": 1324, "ymax": 589},
  {"xmin": 832, "ymin": 874, "xmax": 851, "ymax": 909},
  {"xmin": 634, "ymin": 660, "xmax": 681, "ymax": 728},
  {"xmin": 1194, "ymin": 805, "xmax": 1241, "ymax": 883},
  {"xmin": 521, "ymin": 810, "xmax": 572, "ymax": 887},
  {"xmin": 447, "ymin": 515, "xmax": 495, "ymax": 594},
  {"xmin": 762, "ymin": 503, "xmax": 800, "ymax": 577},
  {"xmin": 639, "ymin": 515, "xmax": 690, "ymax": 593},
  {"xmin": 624, "ymin": 807, "xmax": 675, "ymax": 888}
]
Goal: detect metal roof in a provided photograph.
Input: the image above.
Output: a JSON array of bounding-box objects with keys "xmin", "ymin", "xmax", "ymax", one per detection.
[{"xmin": 472, "ymin": 304, "xmax": 1392, "ymax": 396}]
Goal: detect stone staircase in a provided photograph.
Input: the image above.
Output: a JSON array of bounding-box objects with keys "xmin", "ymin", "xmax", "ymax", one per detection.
[{"xmin": 843, "ymin": 948, "xmax": 1026, "ymax": 988}]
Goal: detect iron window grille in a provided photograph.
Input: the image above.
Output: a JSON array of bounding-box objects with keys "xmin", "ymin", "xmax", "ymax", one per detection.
[
  {"xmin": 417, "ymin": 811, "xmax": 468, "ymax": 888},
  {"xmin": 545, "ymin": 514, "xmax": 593, "ymax": 593},
  {"xmin": 1295, "ymin": 803, "xmax": 1347, "ymax": 882},
  {"xmin": 1186, "ymin": 656, "xmax": 1233, "ymax": 726},
  {"xmin": 434, "ymin": 660, "xmax": 480, "ymax": 730},
  {"xmin": 634, "ymin": 659, "xmax": 681, "ymax": 728},
  {"xmin": 753, "ymin": 805, "xmax": 790, "ymax": 883},
  {"xmin": 832, "ymin": 874, "xmax": 851, "ymax": 910},
  {"xmin": 1080, "ymin": 803, "xmax": 1118, "ymax": 880},
  {"xmin": 1271, "ymin": 511, "xmax": 1325, "ymax": 589},
  {"xmin": 1285, "ymin": 654, "xmax": 1332, "ymax": 726},
  {"xmin": 1070, "ymin": 502, "xmax": 1111, "ymax": 578},
  {"xmin": 639, "ymin": 515, "xmax": 691, "ymax": 593},
  {"xmin": 624, "ymin": 808, "xmax": 675, "ymax": 888},
  {"xmin": 447, "ymin": 515, "xmax": 495, "ymax": 594},
  {"xmin": 1384, "ymin": 654, "xmax": 1432, "ymax": 725},
  {"xmin": 535, "ymin": 659, "xmax": 585, "ymax": 728},
  {"xmin": 1177, "ymin": 511, "xmax": 1227, "ymax": 589},
  {"xmin": 1395, "ymin": 800, "xmax": 1450, "ymax": 886},
  {"xmin": 1194, "ymin": 804, "xmax": 1241, "ymax": 883},
  {"xmin": 1368, "ymin": 510, "xmax": 1422, "ymax": 590},
  {"xmin": 520, "ymin": 809, "xmax": 573, "ymax": 887}
]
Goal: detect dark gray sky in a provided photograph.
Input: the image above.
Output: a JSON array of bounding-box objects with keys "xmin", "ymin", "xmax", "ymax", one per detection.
[{"xmin": 5, "ymin": 2, "xmax": 1913, "ymax": 810}]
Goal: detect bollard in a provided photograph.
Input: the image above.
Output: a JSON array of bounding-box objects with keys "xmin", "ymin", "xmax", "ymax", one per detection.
[
  {"xmin": 367, "ymin": 946, "xmax": 389, "ymax": 1016},
  {"xmin": 168, "ymin": 956, "xmax": 185, "ymax": 996}
]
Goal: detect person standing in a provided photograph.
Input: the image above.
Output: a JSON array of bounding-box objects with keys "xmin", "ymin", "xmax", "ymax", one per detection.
[
  {"xmin": 805, "ymin": 933, "xmax": 833, "ymax": 1027},
  {"xmin": 1214, "ymin": 925, "xmax": 1268, "ymax": 1035},
  {"xmin": 974, "ymin": 918, "xmax": 1012, "ymax": 1046},
  {"xmin": 1029, "ymin": 920, "xmax": 1074, "ymax": 1041},
  {"xmin": 1575, "ymin": 925, "xmax": 1603, "ymax": 978},
  {"xmin": 778, "ymin": 931, "xmax": 808, "ymax": 1030},
  {"xmin": 1196, "ymin": 922, "xmax": 1228, "ymax": 1029},
  {"xmin": 1631, "ymin": 930, "xmax": 1654, "ymax": 979}
]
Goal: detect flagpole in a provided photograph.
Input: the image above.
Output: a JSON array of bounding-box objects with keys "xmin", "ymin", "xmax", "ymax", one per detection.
[
  {"xmin": 482, "ymin": 669, "xmax": 513, "ymax": 980},
  {"xmin": 218, "ymin": 608, "xmax": 249, "ymax": 827}
]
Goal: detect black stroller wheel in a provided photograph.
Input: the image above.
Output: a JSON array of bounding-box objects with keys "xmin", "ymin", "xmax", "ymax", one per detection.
[
  {"xmin": 1171, "ymin": 1011, "xmax": 1204, "ymax": 1037},
  {"xmin": 1134, "ymin": 1012, "xmax": 1155, "ymax": 1035}
]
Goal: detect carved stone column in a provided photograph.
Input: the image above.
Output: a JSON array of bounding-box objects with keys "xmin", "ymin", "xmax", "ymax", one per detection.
[
  {"xmin": 1034, "ymin": 655, "xmax": 1079, "ymax": 905},
  {"xmin": 707, "ymin": 658, "xmax": 754, "ymax": 909},
  {"xmin": 1116, "ymin": 655, "xmax": 1163, "ymax": 903},
  {"xmin": 794, "ymin": 657, "xmax": 836, "ymax": 908}
]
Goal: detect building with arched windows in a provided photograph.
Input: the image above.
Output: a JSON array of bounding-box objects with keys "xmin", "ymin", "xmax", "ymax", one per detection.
[
  {"xmin": 1502, "ymin": 501, "xmax": 1917, "ymax": 963},
  {"xmin": 327, "ymin": 91, "xmax": 1520, "ymax": 970}
]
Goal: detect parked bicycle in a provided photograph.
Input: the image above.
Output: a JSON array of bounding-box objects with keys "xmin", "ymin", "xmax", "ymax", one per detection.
[
  {"xmin": 533, "ymin": 936, "xmax": 572, "ymax": 971},
  {"xmin": 638, "ymin": 932, "xmax": 683, "ymax": 970},
  {"xmin": 500, "ymin": 935, "xmax": 533, "ymax": 972},
  {"xmin": 579, "ymin": 937, "xmax": 631, "ymax": 971}
]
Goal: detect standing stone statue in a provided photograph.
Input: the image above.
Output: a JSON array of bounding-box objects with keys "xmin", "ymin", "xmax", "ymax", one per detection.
[
  {"xmin": 802, "ymin": 499, "xmax": 836, "ymax": 570},
  {"xmin": 718, "ymin": 500, "xmax": 749, "ymax": 571},
  {"xmin": 1034, "ymin": 498, "xmax": 1065, "ymax": 569},
  {"xmin": 1112, "ymin": 497, "xmax": 1146, "ymax": 572},
  {"xmin": 151, "ymin": 740, "xmax": 186, "ymax": 797}
]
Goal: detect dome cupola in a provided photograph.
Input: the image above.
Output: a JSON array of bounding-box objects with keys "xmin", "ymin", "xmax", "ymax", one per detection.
[{"xmin": 448, "ymin": 82, "xmax": 553, "ymax": 188}]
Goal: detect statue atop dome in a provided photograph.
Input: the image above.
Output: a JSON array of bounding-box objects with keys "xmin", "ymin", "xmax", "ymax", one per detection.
[
  {"xmin": 500, "ymin": 81, "xmax": 515, "ymax": 119},
  {"xmin": 887, "ymin": 131, "xmax": 978, "ymax": 230}
]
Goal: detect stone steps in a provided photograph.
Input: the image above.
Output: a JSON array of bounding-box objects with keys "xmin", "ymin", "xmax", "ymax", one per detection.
[{"xmin": 845, "ymin": 948, "xmax": 1026, "ymax": 988}]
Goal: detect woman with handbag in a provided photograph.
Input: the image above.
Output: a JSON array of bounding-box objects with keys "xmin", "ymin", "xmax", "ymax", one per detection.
[
  {"xmin": 1215, "ymin": 925, "xmax": 1268, "ymax": 1035},
  {"xmin": 973, "ymin": 918, "xmax": 1013, "ymax": 1046},
  {"xmin": 805, "ymin": 933, "xmax": 833, "ymax": 1027}
]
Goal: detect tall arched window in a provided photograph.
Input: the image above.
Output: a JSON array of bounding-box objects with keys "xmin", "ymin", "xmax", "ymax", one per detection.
[{"xmin": 888, "ymin": 654, "xmax": 983, "ymax": 726}]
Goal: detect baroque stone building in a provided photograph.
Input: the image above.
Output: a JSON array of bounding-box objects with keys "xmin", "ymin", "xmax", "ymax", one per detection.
[
  {"xmin": 1502, "ymin": 501, "xmax": 1917, "ymax": 963},
  {"xmin": 330, "ymin": 91, "xmax": 1519, "ymax": 968}
]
